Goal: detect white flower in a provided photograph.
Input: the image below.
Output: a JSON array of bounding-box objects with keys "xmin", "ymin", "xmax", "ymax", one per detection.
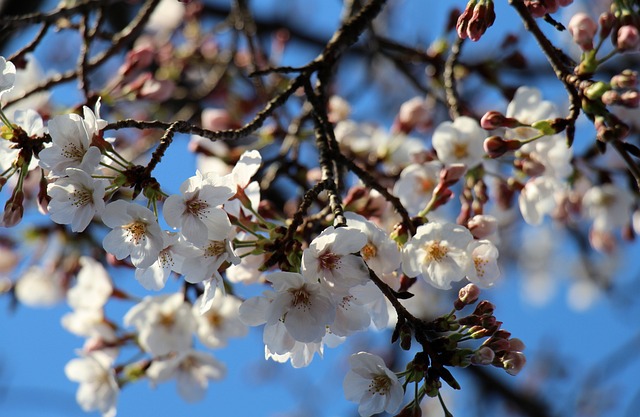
[
  {"xmin": 466, "ymin": 239, "xmax": 500, "ymax": 288},
  {"xmin": 432, "ymin": 116, "xmax": 485, "ymax": 169},
  {"xmin": 225, "ymin": 149, "xmax": 261, "ymax": 190},
  {"xmin": 38, "ymin": 113, "xmax": 102, "ymax": 176},
  {"xmin": 124, "ymin": 293, "xmax": 195, "ymax": 356},
  {"xmin": 518, "ymin": 176, "xmax": 564, "ymax": 225},
  {"xmin": 65, "ymin": 351, "xmax": 119, "ymax": 417},
  {"xmin": 47, "ymin": 168, "xmax": 108, "ymax": 232},
  {"xmin": 393, "ymin": 162, "xmax": 441, "ymax": 216},
  {"xmin": 147, "ymin": 349, "xmax": 225, "ymax": 402},
  {"xmin": 134, "ymin": 231, "xmax": 186, "ymax": 291},
  {"xmin": 163, "ymin": 172, "xmax": 235, "ymax": 247},
  {"xmin": 343, "ymin": 352, "xmax": 403, "ymax": 417},
  {"xmin": 583, "ymin": 183, "xmax": 635, "ymax": 232},
  {"xmin": 225, "ymin": 231, "xmax": 264, "ymax": 284},
  {"xmin": 82, "ymin": 99, "xmax": 107, "ymax": 140},
  {"xmin": 345, "ymin": 212, "xmax": 401, "ymax": 277},
  {"xmin": 301, "ymin": 226, "xmax": 369, "ymax": 292},
  {"xmin": 0, "ymin": 56, "xmax": 16, "ymax": 101},
  {"xmin": 266, "ymin": 271, "xmax": 336, "ymax": 343},
  {"xmin": 0, "ymin": 109, "xmax": 45, "ymax": 172},
  {"xmin": 266, "ymin": 339, "xmax": 324, "ymax": 369},
  {"xmin": 67, "ymin": 256, "xmax": 113, "ymax": 310},
  {"xmin": 2, "ymin": 55, "xmax": 50, "ymax": 112},
  {"xmin": 102, "ymin": 200, "xmax": 164, "ymax": 269},
  {"xmin": 14, "ymin": 266, "xmax": 64, "ymax": 307},
  {"xmin": 330, "ymin": 291, "xmax": 371, "ymax": 337},
  {"xmin": 350, "ymin": 279, "xmax": 397, "ymax": 330},
  {"xmin": 505, "ymin": 86, "xmax": 572, "ymax": 178},
  {"xmin": 402, "ymin": 222, "xmax": 474, "ymax": 290},
  {"xmin": 193, "ymin": 289, "xmax": 248, "ymax": 348}
]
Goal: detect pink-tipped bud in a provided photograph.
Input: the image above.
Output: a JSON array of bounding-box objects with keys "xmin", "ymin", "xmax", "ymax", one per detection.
[
  {"xmin": 458, "ymin": 283, "xmax": 481, "ymax": 305},
  {"xmin": 483, "ymin": 136, "xmax": 522, "ymax": 158},
  {"xmin": 201, "ymin": 108, "xmax": 238, "ymax": 131},
  {"xmin": 601, "ymin": 90, "xmax": 620, "ymax": 105},
  {"xmin": 440, "ymin": 164, "xmax": 467, "ymax": 186},
  {"xmin": 558, "ymin": 0, "xmax": 573, "ymax": 6},
  {"xmin": 120, "ymin": 44, "xmax": 155, "ymax": 76},
  {"xmin": 457, "ymin": 0, "xmax": 496, "ymax": 42},
  {"xmin": 138, "ymin": 77, "xmax": 175, "ymax": 101},
  {"xmin": 467, "ymin": 214, "xmax": 498, "ymax": 239},
  {"xmin": 502, "ymin": 351, "xmax": 526, "ymax": 376},
  {"xmin": 620, "ymin": 90, "xmax": 640, "ymax": 107},
  {"xmin": 471, "ymin": 346, "xmax": 495, "ymax": 365},
  {"xmin": 599, "ymin": 12, "xmax": 615, "ymax": 38},
  {"xmin": 617, "ymin": 25, "xmax": 640, "ymax": 52},
  {"xmin": 480, "ymin": 111, "xmax": 506, "ymax": 129},
  {"xmin": 526, "ymin": 1, "xmax": 547, "ymax": 18},
  {"xmin": 508, "ymin": 337, "xmax": 526, "ymax": 352},
  {"xmin": 568, "ymin": 13, "xmax": 598, "ymax": 51},
  {"xmin": 473, "ymin": 300, "xmax": 495, "ymax": 316},
  {"xmin": 395, "ymin": 96, "xmax": 431, "ymax": 133},
  {"xmin": 611, "ymin": 70, "xmax": 638, "ymax": 89},
  {"xmin": 2, "ymin": 189, "xmax": 24, "ymax": 227}
]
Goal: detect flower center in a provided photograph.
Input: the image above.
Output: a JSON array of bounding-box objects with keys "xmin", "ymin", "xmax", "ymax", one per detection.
[
  {"xmin": 207, "ymin": 311, "xmax": 223, "ymax": 328},
  {"xmin": 474, "ymin": 256, "xmax": 488, "ymax": 277},
  {"xmin": 158, "ymin": 248, "xmax": 174, "ymax": 268},
  {"xmin": 124, "ymin": 221, "xmax": 148, "ymax": 245},
  {"xmin": 205, "ymin": 241, "xmax": 226, "ymax": 258},
  {"xmin": 419, "ymin": 177, "xmax": 435, "ymax": 193},
  {"xmin": 424, "ymin": 240, "xmax": 448, "ymax": 262},
  {"xmin": 185, "ymin": 194, "xmax": 210, "ymax": 219},
  {"xmin": 453, "ymin": 143, "xmax": 469, "ymax": 159},
  {"xmin": 71, "ymin": 187, "xmax": 93, "ymax": 207},
  {"xmin": 158, "ymin": 312, "xmax": 175, "ymax": 328},
  {"xmin": 361, "ymin": 242, "xmax": 377, "ymax": 261},
  {"xmin": 289, "ymin": 287, "xmax": 311, "ymax": 311},
  {"xmin": 61, "ymin": 142, "xmax": 86, "ymax": 160},
  {"xmin": 318, "ymin": 251, "xmax": 340, "ymax": 271},
  {"xmin": 368, "ymin": 374, "xmax": 392, "ymax": 395}
]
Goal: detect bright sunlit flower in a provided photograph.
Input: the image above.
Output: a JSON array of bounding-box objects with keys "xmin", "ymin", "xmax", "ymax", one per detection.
[
  {"xmin": 518, "ymin": 176, "xmax": 564, "ymax": 226},
  {"xmin": 193, "ymin": 288, "xmax": 248, "ymax": 348},
  {"xmin": 393, "ymin": 161, "xmax": 441, "ymax": 216},
  {"xmin": 343, "ymin": 352, "xmax": 403, "ymax": 417},
  {"xmin": 466, "ymin": 239, "xmax": 500, "ymax": 288},
  {"xmin": 134, "ymin": 231, "xmax": 186, "ymax": 291},
  {"xmin": 102, "ymin": 200, "xmax": 164, "ymax": 269},
  {"xmin": 301, "ymin": 226, "xmax": 369, "ymax": 292},
  {"xmin": 0, "ymin": 56, "xmax": 16, "ymax": 101},
  {"xmin": 582, "ymin": 183, "xmax": 635, "ymax": 232},
  {"xmin": 38, "ymin": 113, "xmax": 102, "ymax": 177},
  {"xmin": 432, "ymin": 115, "xmax": 485, "ymax": 170},
  {"xmin": 47, "ymin": 167, "xmax": 108, "ymax": 232},
  {"xmin": 345, "ymin": 212, "xmax": 401, "ymax": 277},
  {"xmin": 67, "ymin": 256, "xmax": 113, "ymax": 310},
  {"xmin": 163, "ymin": 171, "xmax": 235, "ymax": 247},
  {"xmin": 402, "ymin": 221, "xmax": 474, "ymax": 290}
]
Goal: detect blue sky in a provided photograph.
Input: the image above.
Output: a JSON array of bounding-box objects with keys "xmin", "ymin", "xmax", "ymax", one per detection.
[{"xmin": 2, "ymin": 1, "xmax": 640, "ymax": 417}]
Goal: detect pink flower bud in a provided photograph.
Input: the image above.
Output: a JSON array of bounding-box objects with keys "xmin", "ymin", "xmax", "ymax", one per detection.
[
  {"xmin": 457, "ymin": 0, "xmax": 496, "ymax": 42},
  {"xmin": 201, "ymin": 108, "xmax": 237, "ymax": 131},
  {"xmin": 2, "ymin": 189, "xmax": 24, "ymax": 227},
  {"xmin": 526, "ymin": 1, "xmax": 547, "ymax": 18},
  {"xmin": 467, "ymin": 214, "xmax": 497, "ymax": 239},
  {"xmin": 120, "ymin": 44, "xmax": 155, "ymax": 76},
  {"xmin": 480, "ymin": 111, "xmax": 506, "ymax": 129},
  {"xmin": 440, "ymin": 164, "xmax": 467, "ymax": 186},
  {"xmin": 568, "ymin": 13, "xmax": 598, "ymax": 51},
  {"xmin": 395, "ymin": 96, "xmax": 431, "ymax": 133},
  {"xmin": 138, "ymin": 77, "xmax": 175, "ymax": 101},
  {"xmin": 617, "ymin": 25, "xmax": 640, "ymax": 52},
  {"xmin": 599, "ymin": 12, "xmax": 615, "ymax": 38},
  {"xmin": 621, "ymin": 90, "xmax": 640, "ymax": 107},
  {"xmin": 458, "ymin": 283, "xmax": 481, "ymax": 305},
  {"xmin": 508, "ymin": 337, "xmax": 526, "ymax": 352},
  {"xmin": 483, "ymin": 136, "xmax": 522, "ymax": 158},
  {"xmin": 601, "ymin": 90, "xmax": 620, "ymax": 105},
  {"xmin": 502, "ymin": 351, "xmax": 526, "ymax": 376},
  {"xmin": 610, "ymin": 70, "xmax": 638, "ymax": 89},
  {"xmin": 471, "ymin": 346, "xmax": 495, "ymax": 365},
  {"xmin": 558, "ymin": 0, "xmax": 573, "ymax": 6}
]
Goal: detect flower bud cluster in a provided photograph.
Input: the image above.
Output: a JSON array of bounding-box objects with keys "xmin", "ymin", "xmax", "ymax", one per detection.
[{"xmin": 456, "ymin": 0, "xmax": 496, "ymax": 42}]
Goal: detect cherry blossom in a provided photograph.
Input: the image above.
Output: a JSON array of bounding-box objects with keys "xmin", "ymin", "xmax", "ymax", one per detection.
[
  {"xmin": 301, "ymin": 226, "xmax": 369, "ymax": 292},
  {"xmin": 123, "ymin": 293, "xmax": 195, "ymax": 356},
  {"xmin": 47, "ymin": 168, "xmax": 108, "ymax": 232},
  {"xmin": 432, "ymin": 116, "xmax": 486, "ymax": 170},
  {"xmin": 0, "ymin": 56, "xmax": 16, "ymax": 101},
  {"xmin": 65, "ymin": 351, "xmax": 119, "ymax": 417},
  {"xmin": 402, "ymin": 221, "xmax": 474, "ymax": 290},
  {"xmin": 14, "ymin": 265, "xmax": 65, "ymax": 307},
  {"xmin": 67, "ymin": 257, "xmax": 113, "ymax": 310},
  {"xmin": 345, "ymin": 212, "xmax": 401, "ymax": 277},
  {"xmin": 466, "ymin": 239, "xmax": 500, "ymax": 288},
  {"xmin": 393, "ymin": 162, "xmax": 441, "ymax": 216},
  {"xmin": 265, "ymin": 271, "xmax": 336, "ymax": 343},
  {"xmin": 102, "ymin": 200, "xmax": 164, "ymax": 269},
  {"xmin": 518, "ymin": 176, "xmax": 565, "ymax": 225},
  {"xmin": 62, "ymin": 308, "xmax": 117, "ymax": 342},
  {"xmin": 0, "ymin": 109, "xmax": 46, "ymax": 172},
  {"xmin": 343, "ymin": 352, "xmax": 403, "ymax": 417},
  {"xmin": 163, "ymin": 171, "xmax": 235, "ymax": 247},
  {"xmin": 134, "ymin": 231, "xmax": 186, "ymax": 291},
  {"xmin": 38, "ymin": 113, "xmax": 102, "ymax": 177},
  {"xmin": 193, "ymin": 289, "xmax": 248, "ymax": 348},
  {"xmin": 147, "ymin": 349, "xmax": 226, "ymax": 403}
]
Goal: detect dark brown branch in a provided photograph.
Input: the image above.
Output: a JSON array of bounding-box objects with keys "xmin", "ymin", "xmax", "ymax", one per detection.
[
  {"xmin": 444, "ymin": 37, "xmax": 464, "ymax": 120},
  {"xmin": 0, "ymin": 0, "xmax": 123, "ymax": 30}
]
